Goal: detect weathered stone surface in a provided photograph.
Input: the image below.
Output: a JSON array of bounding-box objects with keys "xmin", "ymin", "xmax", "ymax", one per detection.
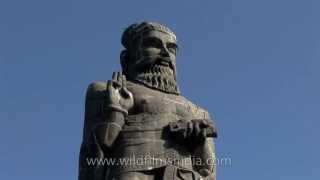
[{"xmin": 79, "ymin": 22, "xmax": 218, "ymax": 180}]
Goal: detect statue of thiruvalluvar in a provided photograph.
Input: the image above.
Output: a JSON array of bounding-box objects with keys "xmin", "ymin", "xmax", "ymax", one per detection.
[{"xmin": 79, "ymin": 22, "xmax": 218, "ymax": 180}]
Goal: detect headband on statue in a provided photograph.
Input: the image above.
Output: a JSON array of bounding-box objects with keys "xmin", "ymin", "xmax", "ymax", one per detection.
[{"xmin": 121, "ymin": 22, "xmax": 177, "ymax": 49}]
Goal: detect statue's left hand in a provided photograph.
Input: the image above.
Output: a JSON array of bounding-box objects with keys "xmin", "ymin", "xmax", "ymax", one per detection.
[
  {"xmin": 189, "ymin": 119, "xmax": 217, "ymax": 139},
  {"xmin": 168, "ymin": 119, "xmax": 217, "ymax": 144},
  {"xmin": 185, "ymin": 119, "xmax": 215, "ymax": 143}
]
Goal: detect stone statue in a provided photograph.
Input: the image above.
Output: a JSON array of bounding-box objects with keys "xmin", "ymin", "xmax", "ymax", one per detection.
[{"xmin": 79, "ymin": 22, "xmax": 218, "ymax": 180}]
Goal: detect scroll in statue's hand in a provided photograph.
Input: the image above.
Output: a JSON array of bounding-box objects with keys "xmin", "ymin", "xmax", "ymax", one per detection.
[{"xmin": 106, "ymin": 71, "xmax": 134, "ymax": 115}]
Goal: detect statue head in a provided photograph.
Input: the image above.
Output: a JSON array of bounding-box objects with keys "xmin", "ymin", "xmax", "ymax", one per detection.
[{"xmin": 120, "ymin": 22, "xmax": 180, "ymax": 94}]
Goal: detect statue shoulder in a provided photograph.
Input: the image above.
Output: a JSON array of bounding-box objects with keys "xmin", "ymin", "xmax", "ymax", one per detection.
[
  {"xmin": 83, "ymin": 81, "xmax": 107, "ymax": 141},
  {"xmin": 86, "ymin": 81, "xmax": 107, "ymax": 99}
]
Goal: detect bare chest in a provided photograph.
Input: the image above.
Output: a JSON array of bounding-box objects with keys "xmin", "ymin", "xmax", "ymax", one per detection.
[{"xmin": 128, "ymin": 85, "xmax": 206, "ymax": 120}]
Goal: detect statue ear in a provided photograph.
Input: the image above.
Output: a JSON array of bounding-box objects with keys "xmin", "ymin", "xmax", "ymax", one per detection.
[{"xmin": 120, "ymin": 50, "xmax": 129, "ymax": 73}]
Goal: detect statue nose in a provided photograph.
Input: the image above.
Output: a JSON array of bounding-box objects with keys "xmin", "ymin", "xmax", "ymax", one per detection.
[{"xmin": 160, "ymin": 46, "xmax": 170, "ymax": 57}]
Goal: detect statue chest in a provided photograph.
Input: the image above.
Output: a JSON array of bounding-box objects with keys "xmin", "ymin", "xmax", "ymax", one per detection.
[
  {"xmin": 127, "ymin": 83, "xmax": 206, "ymax": 122},
  {"xmin": 121, "ymin": 82, "xmax": 209, "ymax": 141}
]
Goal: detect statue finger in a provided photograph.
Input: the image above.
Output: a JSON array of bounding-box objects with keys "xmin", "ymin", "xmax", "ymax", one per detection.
[
  {"xmin": 117, "ymin": 72, "xmax": 123, "ymax": 86},
  {"xmin": 112, "ymin": 81, "xmax": 121, "ymax": 88},
  {"xmin": 107, "ymin": 80, "xmax": 113, "ymax": 91},
  {"xmin": 194, "ymin": 121, "xmax": 201, "ymax": 137},
  {"xmin": 200, "ymin": 119, "xmax": 209, "ymax": 128},
  {"xmin": 121, "ymin": 87, "xmax": 130, "ymax": 98},
  {"xmin": 112, "ymin": 72, "xmax": 117, "ymax": 81},
  {"xmin": 122, "ymin": 74, "xmax": 127, "ymax": 87},
  {"xmin": 107, "ymin": 80, "xmax": 116, "ymax": 97},
  {"xmin": 111, "ymin": 72, "xmax": 121, "ymax": 88},
  {"xmin": 127, "ymin": 90, "xmax": 133, "ymax": 100}
]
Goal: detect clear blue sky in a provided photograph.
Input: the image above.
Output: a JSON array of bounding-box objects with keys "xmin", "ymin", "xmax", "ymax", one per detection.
[{"xmin": 1, "ymin": 0, "xmax": 319, "ymax": 179}]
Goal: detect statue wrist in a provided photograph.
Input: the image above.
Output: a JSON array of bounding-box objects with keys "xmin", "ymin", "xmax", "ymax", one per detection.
[
  {"xmin": 104, "ymin": 106, "xmax": 126, "ymax": 129},
  {"xmin": 95, "ymin": 122, "xmax": 123, "ymax": 148},
  {"xmin": 105, "ymin": 104, "xmax": 128, "ymax": 116}
]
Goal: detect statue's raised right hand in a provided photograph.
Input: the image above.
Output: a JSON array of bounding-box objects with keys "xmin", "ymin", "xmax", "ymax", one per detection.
[{"xmin": 106, "ymin": 72, "xmax": 134, "ymax": 115}]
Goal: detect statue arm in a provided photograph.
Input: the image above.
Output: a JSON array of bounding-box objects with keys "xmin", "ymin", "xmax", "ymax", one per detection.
[
  {"xmin": 84, "ymin": 81, "xmax": 125, "ymax": 150},
  {"xmin": 193, "ymin": 138, "xmax": 216, "ymax": 179},
  {"xmin": 193, "ymin": 111, "xmax": 217, "ymax": 179},
  {"xmin": 79, "ymin": 82, "xmax": 109, "ymax": 180},
  {"xmin": 79, "ymin": 81, "xmax": 125, "ymax": 180},
  {"xmin": 94, "ymin": 110, "xmax": 125, "ymax": 149}
]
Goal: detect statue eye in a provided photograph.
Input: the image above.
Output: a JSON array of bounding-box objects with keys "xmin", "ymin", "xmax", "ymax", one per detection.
[
  {"xmin": 142, "ymin": 38, "xmax": 162, "ymax": 48},
  {"xmin": 167, "ymin": 43, "xmax": 178, "ymax": 54}
]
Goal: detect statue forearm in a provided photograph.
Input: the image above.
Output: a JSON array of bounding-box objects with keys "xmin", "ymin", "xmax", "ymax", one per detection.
[
  {"xmin": 193, "ymin": 138, "xmax": 216, "ymax": 179},
  {"xmin": 95, "ymin": 111, "xmax": 125, "ymax": 149},
  {"xmin": 93, "ymin": 72, "xmax": 133, "ymax": 149}
]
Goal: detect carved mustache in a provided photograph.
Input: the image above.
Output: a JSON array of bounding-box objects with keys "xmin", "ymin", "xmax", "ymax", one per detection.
[{"xmin": 134, "ymin": 56, "xmax": 175, "ymax": 72}]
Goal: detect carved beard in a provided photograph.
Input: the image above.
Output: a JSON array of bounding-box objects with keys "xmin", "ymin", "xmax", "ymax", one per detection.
[{"xmin": 132, "ymin": 64, "xmax": 180, "ymax": 95}]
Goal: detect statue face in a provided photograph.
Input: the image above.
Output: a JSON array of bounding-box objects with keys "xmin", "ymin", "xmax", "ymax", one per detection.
[
  {"xmin": 128, "ymin": 30, "xmax": 178, "ymax": 77},
  {"xmin": 125, "ymin": 30, "xmax": 180, "ymax": 94}
]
